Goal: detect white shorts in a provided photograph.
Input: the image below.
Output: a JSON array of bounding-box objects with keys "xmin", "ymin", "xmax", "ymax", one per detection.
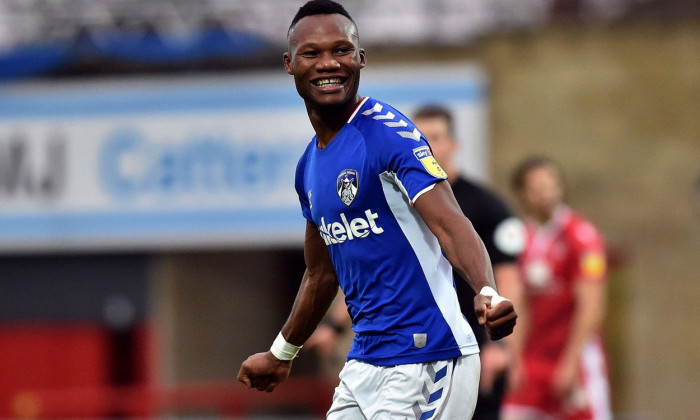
[{"xmin": 327, "ymin": 354, "xmax": 480, "ymax": 420}]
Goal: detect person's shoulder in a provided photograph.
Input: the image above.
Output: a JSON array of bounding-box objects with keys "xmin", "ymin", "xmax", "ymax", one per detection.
[
  {"xmin": 453, "ymin": 177, "xmax": 513, "ymax": 214},
  {"xmin": 563, "ymin": 208, "xmax": 604, "ymax": 248},
  {"xmin": 454, "ymin": 177, "xmax": 503, "ymax": 200},
  {"xmin": 350, "ymin": 97, "xmax": 423, "ymax": 145},
  {"xmin": 295, "ymin": 138, "xmax": 317, "ymax": 170}
]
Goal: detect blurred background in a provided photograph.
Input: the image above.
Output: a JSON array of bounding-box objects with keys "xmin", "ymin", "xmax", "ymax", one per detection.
[{"xmin": 0, "ymin": 1, "xmax": 698, "ymax": 419}]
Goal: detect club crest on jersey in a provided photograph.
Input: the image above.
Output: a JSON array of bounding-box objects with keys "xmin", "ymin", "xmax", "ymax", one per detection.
[
  {"xmin": 413, "ymin": 146, "xmax": 447, "ymax": 179},
  {"xmin": 337, "ymin": 169, "xmax": 359, "ymax": 206}
]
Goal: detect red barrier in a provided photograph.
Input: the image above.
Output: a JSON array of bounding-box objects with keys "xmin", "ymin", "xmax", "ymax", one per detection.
[
  {"xmin": 10, "ymin": 378, "xmax": 335, "ymax": 419},
  {"xmin": 0, "ymin": 323, "xmax": 110, "ymax": 418},
  {"xmin": 0, "ymin": 323, "xmax": 334, "ymax": 418}
]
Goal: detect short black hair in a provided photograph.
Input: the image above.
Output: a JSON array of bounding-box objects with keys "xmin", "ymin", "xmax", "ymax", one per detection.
[
  {"xmin": 288, "ymin": 0, "xmax": 355, "ymax": 36},
  {"xmin": 413, "ymin": 105, "xmax": 455, "ymax": 136}
]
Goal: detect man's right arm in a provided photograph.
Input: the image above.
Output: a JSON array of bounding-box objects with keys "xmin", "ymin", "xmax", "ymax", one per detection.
[
  {"xmin": 281, "ymin": 221, "xmax": 341, "ymax": 345},
  {"xmin": 414, "ymin": 181, "xmax": 517, "ymax": 340},
  {"xmin": 237, "ymin": 221, "xmax": 339, "ymax": 392}
]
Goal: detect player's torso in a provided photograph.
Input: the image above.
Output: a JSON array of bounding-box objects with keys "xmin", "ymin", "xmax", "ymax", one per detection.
[
  {"xmin": 304, "ymin": 125, "xmax": 387, "ymax": 249},
  {"xmin": 519, "ymin": 211, "xmax": 581, "ymax": 358},
  {"xmin": 520, "ymin": 224, "xmax": 578, "ymax": 297},
  {"xmin": 297, "ymin": 99, "xmax": 477, "ymax": 365},
  {"xmin": 301, "ymin": 124, "xmax": 431, "ymax": 330}
]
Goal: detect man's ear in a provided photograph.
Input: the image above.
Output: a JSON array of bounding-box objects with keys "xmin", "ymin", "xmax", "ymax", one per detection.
[
  {"xmin": 359, "ymin": 48, "xmax": 366, "ymax": 69},
  {"xmin": 283, "ymin": 52, "xmax": 293, "ymax": 75}
]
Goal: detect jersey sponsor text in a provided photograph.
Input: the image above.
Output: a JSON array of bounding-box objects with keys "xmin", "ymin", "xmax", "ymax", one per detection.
[{"xmin": 318, "ymin": 209, "xmax": 384, "ymax": 245}]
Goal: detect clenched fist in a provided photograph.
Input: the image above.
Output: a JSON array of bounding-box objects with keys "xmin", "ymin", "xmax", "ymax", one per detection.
[{"xmin": 237, "ymin": 351, "xmax": 293, "ymax": 392}]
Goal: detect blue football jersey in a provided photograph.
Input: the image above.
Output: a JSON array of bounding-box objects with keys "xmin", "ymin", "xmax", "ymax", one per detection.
[{"xmin": 295, "ymin": 97, "xmax": 478, "ymax": 366}]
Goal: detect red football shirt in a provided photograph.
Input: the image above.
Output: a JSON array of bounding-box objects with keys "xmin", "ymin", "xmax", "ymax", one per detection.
[{"xmin": 519, "ymin": 205, "xmax": 607, "ymax": 361}]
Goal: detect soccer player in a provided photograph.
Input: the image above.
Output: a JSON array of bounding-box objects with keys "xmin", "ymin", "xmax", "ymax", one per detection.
[
  {"xmin": 237, "ymin": 1, "xmax": 517, "ymax": 419},
  {"xmin": 502, "ymin": 157, "xmax": 612, "ymax": 420},
  {"xmin": 305, "ymin": 106, "xmax": 528, "ymax": 415}
]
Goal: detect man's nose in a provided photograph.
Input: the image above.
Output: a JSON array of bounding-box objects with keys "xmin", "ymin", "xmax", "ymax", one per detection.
[{"xmin": 316, "ymin": 52, "xmax": 340, "ymax": 71}]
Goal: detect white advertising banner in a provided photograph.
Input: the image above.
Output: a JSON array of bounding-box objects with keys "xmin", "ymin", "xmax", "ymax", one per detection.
[{"xmin": 0, "ymin": 62, "xmax": 488, "ymax": 252}]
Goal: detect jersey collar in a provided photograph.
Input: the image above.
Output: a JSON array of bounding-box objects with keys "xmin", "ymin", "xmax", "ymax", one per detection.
[{"xmin": 347, "ymin": 96, "xmax": 369, "ymax": 124}]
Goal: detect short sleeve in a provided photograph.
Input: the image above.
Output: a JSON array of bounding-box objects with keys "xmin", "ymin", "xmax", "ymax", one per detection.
[
  {"xmin": 385, "ymin": 134, "xmax": 447, "ymax": 205},
  {"xmin": 488, "ymin": 216, "xmax": 526, "ymax": 266},
  {"xmin": 571, "ymin": 220, "xmax": 607, "ymax": 282},
  {"xmin": 451, "ymin": 180, "xmax": 524, "ymax": 266},
  {"xmin": 294, "ymin": 152, "xmax": 313, "ymax": 223},
  {"xmin": 353, "ymin": 99, "xmax": 446, "ymax": 204}
]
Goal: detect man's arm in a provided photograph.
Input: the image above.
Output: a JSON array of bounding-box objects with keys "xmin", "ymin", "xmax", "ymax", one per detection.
[
  {"xmin": 479, "ymin": 262, "xmax": 527, "ymax": 392},
  {"xmin": 493, "ymin": 263, "xmax": 527, "ymax": 352},
  {"xmin": 281, "ymin": 221, "xmax": 341, "ymax": 344},
  {"xmin": 553, "ymin": 278, "xmax": 606, "ymax": 398},
  {"xmin": 237, "ymin": 221, "xmax": 339, "ymax": 392},
  {"xmin": 414, "ymin": 181, "xmax": 517, "ymax": 340}
]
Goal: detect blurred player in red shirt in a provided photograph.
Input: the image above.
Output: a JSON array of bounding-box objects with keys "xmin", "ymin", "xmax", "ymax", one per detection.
[{"xmin": 502, "ymin": 157, "xmax": 612, "ymax": 420}]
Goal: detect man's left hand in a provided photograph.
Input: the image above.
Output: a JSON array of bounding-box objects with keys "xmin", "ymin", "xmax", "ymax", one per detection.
[{"xmin": 474, "ymin": 293, "xmax": 517, "ymax": 340}]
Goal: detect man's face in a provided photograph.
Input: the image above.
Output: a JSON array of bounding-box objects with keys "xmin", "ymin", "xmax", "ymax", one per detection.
[
  {"xmin": 520, "ymin": 165, "xmax": 563, "ymax": 220},
  {"xmin": 284, "ymin": 14, "xmax": 366, "ymax": 110},
  {"xmin": 414, "ymin": 116, "xmax": 457, "ymax": 170}
]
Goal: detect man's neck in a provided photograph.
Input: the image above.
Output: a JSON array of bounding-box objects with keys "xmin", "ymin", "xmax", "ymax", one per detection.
[
  {"xmin": 306, "ymin": 98, "xmax": 361, "ymax": 149},
  {"xmin": 533, "ymin": 204, "xmax": 567, "ymax": 227}
]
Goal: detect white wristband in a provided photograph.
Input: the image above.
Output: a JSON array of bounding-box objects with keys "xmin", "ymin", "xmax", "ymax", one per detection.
[
  {"xmin": 270, "ymin": 332, "xmax": 302, "ymax": 361},
  {"xmin": 479, "ymin": 286, "xmax": 509, "ymax": 308}
]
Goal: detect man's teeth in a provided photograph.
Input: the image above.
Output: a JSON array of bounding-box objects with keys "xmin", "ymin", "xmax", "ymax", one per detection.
[{"xmin": 314, "ymin": 78, "xmax": 342, "ymax": 86}]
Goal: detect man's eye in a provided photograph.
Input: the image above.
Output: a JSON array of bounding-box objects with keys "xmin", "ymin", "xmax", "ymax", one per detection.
[
  {"xmin": 299, "ymin": 51, "xmax": 318, "ymax": 58},
  {"xmin": 336, "ymin": 48, "xmax": 353, "ymax": 55}
]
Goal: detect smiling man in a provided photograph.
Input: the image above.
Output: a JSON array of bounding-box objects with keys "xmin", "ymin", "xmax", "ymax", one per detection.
[{"xmin": 237, "ymin": 1, "xmax": 518, "ymax": 419}]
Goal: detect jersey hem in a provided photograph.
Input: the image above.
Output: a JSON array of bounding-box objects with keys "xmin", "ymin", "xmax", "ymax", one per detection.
[{"xmin": 346, "ymin": 344, "xmax": 479, "ymax": 366}]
